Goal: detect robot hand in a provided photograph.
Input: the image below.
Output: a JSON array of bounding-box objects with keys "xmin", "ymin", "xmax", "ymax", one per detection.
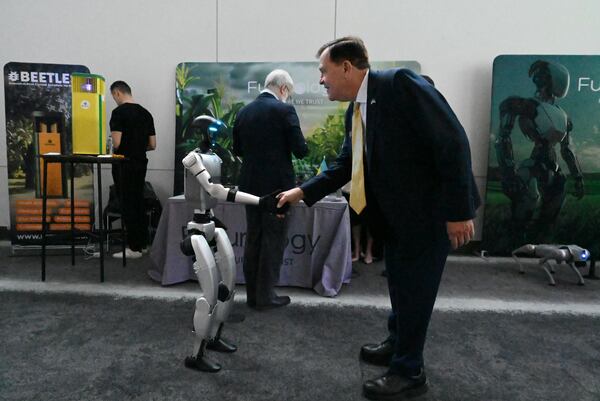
[
  {"xmin": 259, "ymin": 189, "xmax": 290, "ymax": 214},
  {"xmin": 501, "ymin": 170, "xmax": 526, "ymax": 200},
  {"xmin": 573, "ymin": 177, "xmax": 584, "ymax": 200}
]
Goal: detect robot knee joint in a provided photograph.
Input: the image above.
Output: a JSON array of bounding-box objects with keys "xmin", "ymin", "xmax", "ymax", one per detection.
[{"xmin": 217, "ymin": 283, "xmax": 230, "ymax": 302}]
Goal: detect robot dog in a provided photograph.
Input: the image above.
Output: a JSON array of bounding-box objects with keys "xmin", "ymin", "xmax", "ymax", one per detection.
[
  {"xmin": 512, "ymin": 244, "xmax": 590, "ymax": 286},
  {"xmin": 180, "ymin": 115, "xmax": 283, "ymax": 372}
]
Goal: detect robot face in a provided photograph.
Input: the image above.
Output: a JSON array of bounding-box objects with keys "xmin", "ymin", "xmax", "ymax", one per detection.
[
  {"xmin": 207, "ymin": 119, "xmax": 227, "ymax": 145},
  {"xmin": 547, "ymin": 62, "xmax": 570, "ymax": 98},
  {"xmin": 191, "ymin": 115, "xmax": 228, "ymax": 152},
  {"xmin": 529, "ymin": 60, "xmax": 570, "ymax": 98},
  {"xmin": 561, "ymin": 245, "xmax": 590, "ymax": 262}
]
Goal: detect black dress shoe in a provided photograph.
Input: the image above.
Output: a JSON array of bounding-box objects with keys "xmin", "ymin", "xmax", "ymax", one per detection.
[
  {"xmin": 363, "ymin": 370, "xmax": 428, "ymax": 400},
  {"xmin": 254, "ymin": 295, "xmax": 290, "ymax": 311},
  {"xmin": 207, "ymin": 337, "xmax": 237, "ymax": 353},
  {"xmin": 184, "ymin": 355, "xmax": 221, "ymax": 372},
  {"xmin": 360, "ymin": 338, "xmax": 394, "ymax": 366}
]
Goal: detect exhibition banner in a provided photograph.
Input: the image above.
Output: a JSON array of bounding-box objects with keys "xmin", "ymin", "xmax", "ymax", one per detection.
[
  {"xmin": 173, "ymin": 61, "xmax": 420, "ymax": 194},
  {"xmin": 4, "ymin": 62, "xmax": 93, "ymax": 248},
  {"xmin": 482, "ymin": 55, "xmax": 600, "ymax": 257}
]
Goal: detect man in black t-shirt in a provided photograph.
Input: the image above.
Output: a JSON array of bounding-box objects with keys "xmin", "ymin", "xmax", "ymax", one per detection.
[{"xmin": 109, "ymin": 81, "xmax": 156, "ymax": 259}]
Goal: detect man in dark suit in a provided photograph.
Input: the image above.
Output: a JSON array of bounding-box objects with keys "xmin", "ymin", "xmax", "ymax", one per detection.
[
  {"xmin": 277, "ymin": 37, "xmax": 480, "ymax": 399},
  {"xmin": 233, "ymin": 69, "xmax": 308, "ymax": 311}
]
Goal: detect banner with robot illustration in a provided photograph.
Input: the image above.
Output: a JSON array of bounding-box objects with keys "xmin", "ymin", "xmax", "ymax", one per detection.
[
  {"xmin": 173, "ymin": 61, "xmax": 420, "ymax": 195},
  {"xmin": 3, "ymin": 62, "xmax": 93, "ymax": 250},
  {"xmin": 482, "ymin": 55, "xmax": 600, "ymax": 258}
]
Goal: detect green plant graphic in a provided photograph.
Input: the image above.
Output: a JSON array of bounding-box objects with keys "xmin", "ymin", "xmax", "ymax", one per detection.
[
  {"xmin": 176, "ymin": 68, "xmax": 245, "ymax": 185},
  {"xmin": 6, "ymin": 118, "xmax": 33, "ymax": 179},
  {"xmin": 298, "ymin": 104, "xmax": 347, "ymax": 180}
]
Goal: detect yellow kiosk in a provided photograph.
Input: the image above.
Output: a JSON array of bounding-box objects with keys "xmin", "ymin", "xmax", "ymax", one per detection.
[{"xmin": 71, "ymin": 73, "xmax": 107, "ymax": 154}]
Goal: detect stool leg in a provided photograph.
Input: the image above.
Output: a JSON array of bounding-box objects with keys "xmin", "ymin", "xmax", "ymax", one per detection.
[{"xmin": 105, "ymin": 213, "xmax": 110, "ymax": 253}]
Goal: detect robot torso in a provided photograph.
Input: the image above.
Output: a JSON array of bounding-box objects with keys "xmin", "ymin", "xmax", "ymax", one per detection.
[
  {"xmin": 532, "ymin": 102, "xmax": 568, "ymax": 144},
  {"xmin": 185, "ymin": 151, "xmax": 222, "ymax": 211}
]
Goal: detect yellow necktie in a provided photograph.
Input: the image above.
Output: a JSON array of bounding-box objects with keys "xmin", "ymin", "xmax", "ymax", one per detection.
[{"xmin": 349, "ymin": 102, "xmax": 366, "ymax": 214}]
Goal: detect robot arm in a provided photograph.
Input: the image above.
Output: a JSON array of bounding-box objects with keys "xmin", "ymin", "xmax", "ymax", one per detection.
[
  {"xmin": 495, "ymin": 97, "xmax": 527, "ymax": 199},
  {"xmin": 183, "ymin": 114, "xmax": 288, "ymax": 214},
  {"xmin": 182, "ymin": 151, "xmax": 259, "ymax": 205},
  {"xmin": 182, "ymin": 150, "xmax": 287, "ymax": 213},
  {"xmin": 559, "ymin": 122, "xmax": 584, "ymax": 199}
]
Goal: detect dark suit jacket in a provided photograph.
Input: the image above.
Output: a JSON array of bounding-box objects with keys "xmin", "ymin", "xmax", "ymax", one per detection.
[
  {"xmin": 233, "ymin": 92, "xmax": 308, "ymax": 196},
  {"xmin": 300, "ymin": 69, "xmax": 480, "ymax": 253}
]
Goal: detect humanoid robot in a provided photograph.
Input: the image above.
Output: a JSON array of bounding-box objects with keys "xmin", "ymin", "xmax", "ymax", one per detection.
[
  {"xmin": 180, "ymin": 115, "xmax": 283, "ymax": 372},
  {"xmin": 495, "ymin": 60, "xmax": 584, "ymax": 238},
  {"xmin": 512, "ymin": 243, "xmax": 590, "ymax": 286}
]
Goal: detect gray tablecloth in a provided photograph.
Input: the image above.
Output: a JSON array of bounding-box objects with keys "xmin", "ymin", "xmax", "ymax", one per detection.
[{"xmin": 148, "ymin": 195, "xmax": 352, "ymax": 296}]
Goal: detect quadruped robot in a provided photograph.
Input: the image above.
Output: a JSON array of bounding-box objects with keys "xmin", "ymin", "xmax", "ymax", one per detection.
[
  {"xmin": 180, "ymin": 115, "xmax": 283, "ymax": 372},
  {"xmin": 512, "ymin": 244, "xmax": 590, "ymax": 286}
]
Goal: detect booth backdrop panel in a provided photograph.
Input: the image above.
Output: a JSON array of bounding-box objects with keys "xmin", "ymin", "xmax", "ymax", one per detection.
[
  {"xmin": 482, "ymin": 55, "xmax": 600, "ymax": 257},
  {"xmin": 3, "ymin": 62, "xmax": 93, "ymax": 249},
  {"xmin": 173, "ymin": 61, "xmax": 420, "ymax": 194}
]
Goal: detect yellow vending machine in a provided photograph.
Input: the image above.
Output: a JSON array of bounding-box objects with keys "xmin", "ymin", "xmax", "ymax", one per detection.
[{"xmin": 71, "ymin": 73, "xmax": 107, "ymax": 154}]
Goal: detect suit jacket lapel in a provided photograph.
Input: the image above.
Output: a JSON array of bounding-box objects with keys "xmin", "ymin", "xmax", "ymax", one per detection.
[{"xmin": 366, "ymin": 71, "xmax": 378, "ymax": 171}]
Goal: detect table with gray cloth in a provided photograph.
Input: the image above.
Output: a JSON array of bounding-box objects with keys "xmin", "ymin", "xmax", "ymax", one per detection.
[{"xmin": 148, "ymin": 195, "xmax": 352, "ymax": 296}]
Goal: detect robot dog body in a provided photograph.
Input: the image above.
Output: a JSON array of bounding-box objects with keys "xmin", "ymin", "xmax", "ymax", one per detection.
[{"xmin": 512, "ymin": 244, "xmax": 590, "ymax": 286}]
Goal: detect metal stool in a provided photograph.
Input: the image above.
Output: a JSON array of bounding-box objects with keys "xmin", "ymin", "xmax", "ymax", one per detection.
[{"xmin": 104, "ymin": 209, "xmax": 153, "ymax": 252}]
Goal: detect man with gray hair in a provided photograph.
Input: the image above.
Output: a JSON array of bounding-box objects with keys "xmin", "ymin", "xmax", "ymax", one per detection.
[{"xmin": 233, "ymin": 69, "xmax": 308, "ymax": 310}]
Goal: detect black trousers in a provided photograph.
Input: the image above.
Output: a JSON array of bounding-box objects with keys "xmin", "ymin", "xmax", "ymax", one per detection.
[
  {"xmin": 243, "ymin": 205, "xmax": 289, "ymax": 305},
  {"xmin": 112, "ymin": 159, "xmax": 148, "ymax": 251},
  {"xmin": 384, "ymin": 229, "xmax": 450, "ymax": 376}
]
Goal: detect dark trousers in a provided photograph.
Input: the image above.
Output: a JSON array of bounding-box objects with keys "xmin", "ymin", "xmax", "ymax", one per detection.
[
  {"xmin": 243, "ymin": 205, "xmax": 289, "ymax": 305},
  {"xmin": 112, "ymin": 160, "xmax": 148, "ymax": 251},
  {"xmin": 384, "ymin": 232, "xmax": 450, "ymax": 376}
]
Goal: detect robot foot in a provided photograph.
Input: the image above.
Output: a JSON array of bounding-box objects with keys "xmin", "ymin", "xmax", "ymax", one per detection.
[
  {"xmin": 207, "ymin": 337, "xmax": 237, "ymax": 353},
  {"xmin": 184, "ymin": 355, "xmax": 221, "ymax": 372}
]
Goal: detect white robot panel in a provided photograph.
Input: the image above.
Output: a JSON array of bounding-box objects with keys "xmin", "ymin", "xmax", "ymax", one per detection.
[{"xmin": 184, "ymin": 151, "xmax": 222, "ymax": 211}]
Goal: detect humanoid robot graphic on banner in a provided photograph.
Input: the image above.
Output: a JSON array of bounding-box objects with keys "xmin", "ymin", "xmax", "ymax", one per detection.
[{"xmin": 180, "ymin": 115, "xmax": 287, "ymax": 372}]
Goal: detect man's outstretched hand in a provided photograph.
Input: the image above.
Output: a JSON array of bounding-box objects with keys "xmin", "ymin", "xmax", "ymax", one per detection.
[{"xmin": 276, "ymin": 188, "xmax": 304, "ymax": 209}]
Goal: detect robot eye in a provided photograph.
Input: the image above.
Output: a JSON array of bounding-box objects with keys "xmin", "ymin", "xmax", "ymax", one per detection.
[{"xmin": 580, "ymin": 250, "xmax": 590, "ymax": 260}]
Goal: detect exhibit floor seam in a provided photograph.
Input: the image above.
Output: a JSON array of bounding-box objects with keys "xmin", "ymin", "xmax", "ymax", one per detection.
[{"xmin": 2, "ymin": 278, "xmax": 599, "ymax": 316}]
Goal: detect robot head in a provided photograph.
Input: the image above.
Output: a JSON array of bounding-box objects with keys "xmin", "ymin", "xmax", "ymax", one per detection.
[
  {"xmin": 560, "ymin": 245, "xmax": 590, "ymax": 263},
  {"xmin": 190, "ymin": 115, "xmax": 228, "ymax": 153},
  {"xmin": 528, "ymin": 60, "xmax": 570, "ymax": 98}
]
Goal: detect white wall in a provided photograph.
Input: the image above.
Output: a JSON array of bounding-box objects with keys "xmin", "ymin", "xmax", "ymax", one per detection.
[{"xmin": 1, "ymin": 0, "xmax": 599, "ymax": 237}]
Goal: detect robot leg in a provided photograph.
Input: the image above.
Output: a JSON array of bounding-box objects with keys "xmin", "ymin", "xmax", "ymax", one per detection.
[
  {"xmin": 540, "ymin": 259, "xmax": 557, "ymax": 286},
  {"xmin": 183, "ymin": 235, "xmax": 221, "ymax": 372},
  {"xmin": 507, "ymin": 163, "xmax": 539, "ymax": 247},
  {"xmin": 207, "ymin": 228, "xmax": 238, "ymax": 353},
  {"xmin": 538, "ymin": 171, "xmax": 567, "ymax": 224},
  {"xmin": 512, "ymin": 164, "xmax": 540, "ymax": 225},
  {"xmin": 567, "ymin": 262, "xmax": 585, "ymax": 286},
  {"xmin": 512, "ymin": 244, "xmax": 535, "ymax": 274}
]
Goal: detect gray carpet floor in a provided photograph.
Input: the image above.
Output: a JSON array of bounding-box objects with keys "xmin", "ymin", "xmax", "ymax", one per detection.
[
  {"xmin": 2, "ymin": 241, "xmax": 600, "ymax": 400},
  {"xmin": 1, "ymin": 291, "xmax": 599, "ymax": 401}
]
